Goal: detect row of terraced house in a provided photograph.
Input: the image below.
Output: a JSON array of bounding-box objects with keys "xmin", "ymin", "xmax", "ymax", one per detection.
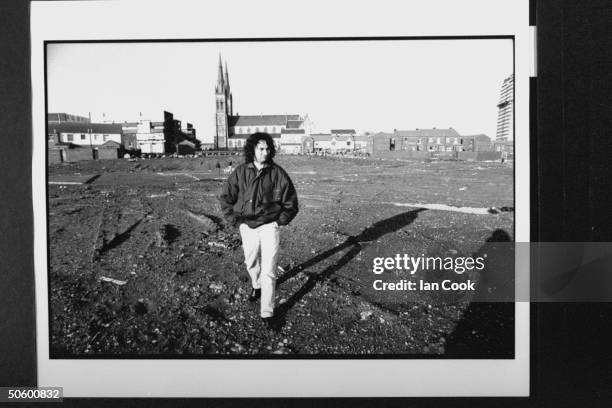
[
  {"xmin": 220, "ymin": 119, "xmax": 512, "ymax": 158},
  {"xmin": 226, "ymin": 125, "xmax": 513, "ymax": 158}
]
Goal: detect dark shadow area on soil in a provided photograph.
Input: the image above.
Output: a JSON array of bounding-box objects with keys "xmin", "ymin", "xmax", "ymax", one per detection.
[
  {"xmin": 84, "ymin": 174, "xmax": 101, "ymax": 184},
  {"xmin": 162, "ymin": 224, "xmax": 181, "ymax": 243},
  {"xmin": 443, "ymin": 229, "xmax": 515, "ymax": 358},
  {"xmin": 273, "ymin": 209, "xmax": 427, "ymax": 329},
  {"xmin": 203, "ymin": 213, "xmax": 224, "ymax": 226},
  {"xmin": 94, "ymin": 217, "xmax": 145, "ymax": 260}
]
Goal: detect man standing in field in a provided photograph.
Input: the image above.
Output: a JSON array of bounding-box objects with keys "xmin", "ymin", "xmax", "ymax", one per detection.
[{"xmin": 219, "ymin": 132, "xmax": 299, "ymax": 328}]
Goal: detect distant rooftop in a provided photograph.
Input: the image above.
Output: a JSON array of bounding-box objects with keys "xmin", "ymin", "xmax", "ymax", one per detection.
[
  {"xmin": 286, "ymin": 120, "xmax": 303, "ymax": 129},
  {"xmin": 394, "ymin": 128, "xmax": 460, "ymax": 138},
  {"xmin": 228, "ymin": 114, "xmax": 301, "ymax": 127},
  {"xmin": 47, "ymin": 122, "xmax": 123, "ymax": 134},
  {"xmin": 331, "ymin": 129, "xmax": 356, "ymax": 134},
  {"xmin": 47, "ymin": 112, "xmax": 90, "ymax": 123},
  {"xmin": 461, "ymin": 134, "xmax": 491, "ymax": 142}
]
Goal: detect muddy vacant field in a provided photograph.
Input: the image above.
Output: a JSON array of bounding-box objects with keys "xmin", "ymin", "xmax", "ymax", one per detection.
[{"xmin": 47, "ymin": 155, "xmax": 514, "ymax": 357}]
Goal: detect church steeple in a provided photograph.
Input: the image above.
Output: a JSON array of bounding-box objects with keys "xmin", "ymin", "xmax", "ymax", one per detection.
[
  {"xmin": 224, "ymin": 60, "xmax": 232, "ymax": 116},
  {"xmin": 216, "ymin": 54, "xmax": 225, "ymax": 93},
  {"xmin": 215, "ymin": 54, "xmax": 229, "ymax": 150},
  {"xmin": 224, "ymin": 60, "xmax": 230, "ymax": 90}
]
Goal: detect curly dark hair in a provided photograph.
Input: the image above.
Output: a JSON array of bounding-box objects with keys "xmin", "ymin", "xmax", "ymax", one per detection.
[{"xmin": 243, "ymin": 132, "xmax": 276, "ymax": 163}]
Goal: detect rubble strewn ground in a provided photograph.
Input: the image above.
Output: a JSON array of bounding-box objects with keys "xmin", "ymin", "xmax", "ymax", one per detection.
[{"xmin": 47, "ymin": 155, "xmax": 514, "ymax": 357}]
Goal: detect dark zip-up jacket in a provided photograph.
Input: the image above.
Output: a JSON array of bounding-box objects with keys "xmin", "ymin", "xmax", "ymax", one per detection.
[{"xmin": 219, "ymin": 162, "xmax": 299, "ymax": 229}]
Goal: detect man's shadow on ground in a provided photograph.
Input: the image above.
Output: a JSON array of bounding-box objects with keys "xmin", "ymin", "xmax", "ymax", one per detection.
[
  {"xmin": 444, "ymin": 228, "xmax": 515, "ymax": 357},
  {"xmin": 273, "ymin": 209, "xmax": 426, "ymax": 328},
  {"xmin": 273, "ymin": 222, "xmax": 515, "ymax": 359}
]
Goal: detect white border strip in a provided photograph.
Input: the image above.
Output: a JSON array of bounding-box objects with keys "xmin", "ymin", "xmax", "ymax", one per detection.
[
  {"xmin": 530, "ymin": 26, "xmax": 537, "ymax": 77},
  {"xmin": 32, "ymin": 0, "xmax": 530, "ymax": 397}
]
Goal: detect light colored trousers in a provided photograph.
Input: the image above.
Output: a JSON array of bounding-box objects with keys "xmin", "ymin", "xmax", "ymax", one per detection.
[{"xmin": 239, "ymin": 222, "xmax": 280, "ymax": 318}]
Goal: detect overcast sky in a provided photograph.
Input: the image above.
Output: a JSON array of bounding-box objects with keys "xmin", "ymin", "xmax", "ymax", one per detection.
[{"xmin": 47, "ymin": 39, "xmax": 513, "ymax": 142}]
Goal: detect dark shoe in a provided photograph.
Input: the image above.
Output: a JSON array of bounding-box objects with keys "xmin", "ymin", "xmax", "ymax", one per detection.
[
  {"xmin": 261, "ymin": 316, "xmax": 280, "ymax": 331},
  {"xmin": 248, "ymin": 288, "xmax": 261, "ymax": 302}
]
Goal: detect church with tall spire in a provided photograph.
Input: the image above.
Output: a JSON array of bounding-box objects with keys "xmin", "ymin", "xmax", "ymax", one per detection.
[
  {"xmin": 214, "ymin": 54, "xmax": 310, "ymax": 150},
  {"xmin": 215, "ymin": 55, "xmax": 233, "ymax": 150}
]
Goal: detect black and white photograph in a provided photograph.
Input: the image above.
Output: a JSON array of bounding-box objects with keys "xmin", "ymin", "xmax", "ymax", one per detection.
[
  {"xmin": 45, "ymin": 39, "xmax": 515, "ymax": 358},
  {"xmin": 31, "ymin": 0, "xmax": 531, "ymax": 398}
]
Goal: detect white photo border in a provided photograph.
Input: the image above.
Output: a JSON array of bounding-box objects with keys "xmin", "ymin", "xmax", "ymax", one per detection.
[{"xmin": 32, "ymin": 0, "xmax": 530, "ymax": 397}]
